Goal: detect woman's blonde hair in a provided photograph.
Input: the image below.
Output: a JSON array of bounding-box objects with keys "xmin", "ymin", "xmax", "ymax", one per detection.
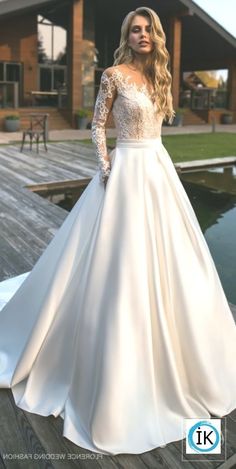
[{"xmin": 113, "ymin": 7, "xmax": 175, "ymax": 124}]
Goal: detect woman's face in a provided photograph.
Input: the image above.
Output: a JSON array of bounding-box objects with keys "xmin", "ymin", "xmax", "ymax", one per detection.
[{"xmin": 128, "ymin": 15, "xmax": 153, "ymax": 55}]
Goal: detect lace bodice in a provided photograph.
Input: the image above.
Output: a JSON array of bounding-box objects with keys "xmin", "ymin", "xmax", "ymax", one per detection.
[{"xmin": 91, "ymin": 66, "xmax": 164, "ymax": 183}]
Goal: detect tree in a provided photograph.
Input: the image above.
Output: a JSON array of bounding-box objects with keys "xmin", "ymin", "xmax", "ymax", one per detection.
[{"xmin": 38, "ymin": 33, "xmax": 48, "ymax": 63}]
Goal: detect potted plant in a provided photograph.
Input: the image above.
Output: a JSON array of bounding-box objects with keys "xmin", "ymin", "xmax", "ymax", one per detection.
[
  {"xmin": 221, "ymin": 112, "xmax": 233, "ymax": 125},
  {"xmin": 4, "ymin": 114, "xmax": 20, "ymax": 132},
  {"xmin": 75, "ymin": 109, "xmax": 91, "ymax": 129},
  {"xmin": 171, "ymin": 108, "xmax": 186, "ymax": 127}
]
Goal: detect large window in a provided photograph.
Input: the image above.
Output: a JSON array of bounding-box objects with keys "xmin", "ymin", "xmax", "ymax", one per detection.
[
  {"xmin": 38, "ymin": 15, "xmax": 67, "ymax": 65},
  {"xmin": 37, "ymin": 15, "xmax": 67, "ymax": 97},
  {"xmin": 0, "ymin": 62, "xmax": 21, "ymax": 83},
  {"xmin": 0, "ymin": 62, "xmax": 21, "ymax": 107},
  {"xmin": 39, "ymin": 66, "xmax": 66, "ymax": 92},
  {"xmin": 0, "ymin": 62, "xmax": 4, "ymax": 81}
]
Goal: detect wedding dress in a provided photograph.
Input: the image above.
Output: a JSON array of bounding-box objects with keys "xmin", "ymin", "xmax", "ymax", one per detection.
[{"xmin": 0, "ymin": 66, "xmax": 236, "ymax": 456}]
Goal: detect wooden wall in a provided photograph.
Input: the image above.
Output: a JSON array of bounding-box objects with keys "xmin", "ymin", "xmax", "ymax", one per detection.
[
  {"xmin": 0, "ymin": 13, "xmax": 38, "ymax": 105},
  {"xmin": 168, "ymin": 16, "xmax": 182, "ymax": 110},
  {"xmin": 67, "ymin": 0, "xmax": 84, "ymax": 126},
  {"xmin": 228, "ymin": 60, "xmax": 236, "ymax": 121}
]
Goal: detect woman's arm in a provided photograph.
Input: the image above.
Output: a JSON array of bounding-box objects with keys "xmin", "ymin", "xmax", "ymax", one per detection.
[{"xmin": 91, "ymin": 68, "xmax": 117, "ymax": 186}]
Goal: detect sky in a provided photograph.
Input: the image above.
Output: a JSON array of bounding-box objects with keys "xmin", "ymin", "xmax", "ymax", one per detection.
[
  {"xmin": 193, "ymin": 0, "xmax": 236, "ymax": 38},
  {"xmin": 192, "ymin": 1, "xmax": 236, "ymax": 79}
]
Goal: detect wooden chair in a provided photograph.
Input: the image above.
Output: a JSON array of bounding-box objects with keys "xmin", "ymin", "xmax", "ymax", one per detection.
[{"xmin": 21, "ymin": 113, "xmax": 49, "ymax": 153}]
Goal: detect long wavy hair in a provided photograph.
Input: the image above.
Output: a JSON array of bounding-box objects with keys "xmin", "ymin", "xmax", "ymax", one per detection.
[{"xmin": 113, "ymin": 7, "xmax": 175, "ymax": 124}]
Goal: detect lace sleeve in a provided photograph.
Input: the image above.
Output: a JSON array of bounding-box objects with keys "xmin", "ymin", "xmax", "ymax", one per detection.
[{"xmin": 91, "ymin": 69, "xmax": 117, "ymax": 184}]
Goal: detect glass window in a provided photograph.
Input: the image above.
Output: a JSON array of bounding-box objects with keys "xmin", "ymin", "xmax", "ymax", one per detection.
[
  {"xmin": 38, "ymin": 15, "xmax": 67, "ymax": 64},
  {"xmin": 0, "ymin": 63, "xmax": 3, "ymax": 81},
  {"xmin": 53, "ymin": 26, "xmax": 67, "ymax": 64},
  {"xmin": 37, "ymin": 15, "xmax": 67, "ymax": 101},
  {"xmin": 38, "ymin": 16, "xmax": 53, "ymax": 63},
  {"xmin": 6, "ymin": 64, "xmax": 20, "ymax": 82},
  {"xmin": 0, "ymin": 63, "xmax": 21, "ymax": 107},
  {"xmin": 6, "ymin": 83, "xmax": 15, "ymax": 107},
  {"xmin": 0, "ymin": 63, "xmax": 21, "ymax": 82},
  {"xmin": 53, "ymin": 68, "xmax": 65, "ymax": 89},
  {"xmin": 40, "ymin": 67, "xmax": 52, "ymax": 91}
]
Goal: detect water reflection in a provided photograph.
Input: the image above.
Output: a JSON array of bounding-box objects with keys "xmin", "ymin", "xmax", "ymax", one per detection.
[
  {"xmin": 181, "ymin": 165, "xmax": 236, "ymax": 196},
  {"xmin": 33, "ymin": 165, "xmax": 236, "ymax": 303},
  {"xmin": 181, "ymin": 165, "xmax": 236, "ymax": 303},
  {"xmin": 34, "ymin": 181, "xmax": 90, "ymax": 211}
]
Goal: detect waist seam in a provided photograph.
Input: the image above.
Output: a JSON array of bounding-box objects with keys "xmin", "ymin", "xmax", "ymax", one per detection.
[{"xmin": 116, "ymin": 137, "xmax": 162, "ymax": 148}]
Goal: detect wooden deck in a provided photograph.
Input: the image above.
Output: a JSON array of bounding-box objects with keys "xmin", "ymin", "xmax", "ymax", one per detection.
[
  {"xmin": 0, "ymin": 143, "xmax": 235, "ymax": 469},
  {"xmin": 0, "ymin": 142, "xmax": 95, "ymax": 280}
]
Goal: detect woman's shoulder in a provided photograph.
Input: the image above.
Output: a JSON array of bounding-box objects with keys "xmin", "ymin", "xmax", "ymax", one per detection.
[
  {"xmin": 101, "ymin": 65, "xmax": 129, "ymax": 90},
  {"xmin": 102, "ymin": 65, "xmax": 124, "ymax": 78}
]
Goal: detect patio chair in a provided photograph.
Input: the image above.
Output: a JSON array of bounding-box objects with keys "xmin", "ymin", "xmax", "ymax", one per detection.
[{"xmin": 20, "ymin": 113, "xmax": 49, "ymax": 153}]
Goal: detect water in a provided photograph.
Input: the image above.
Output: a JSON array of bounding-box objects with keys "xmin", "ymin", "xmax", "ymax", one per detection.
[
  {"xmin": 34, "ymin": 164, "xmax": 236, "ymax": 304},
  {"xmin": 181, "ymin": 165, "xmax": 236, "ymax": 304}
]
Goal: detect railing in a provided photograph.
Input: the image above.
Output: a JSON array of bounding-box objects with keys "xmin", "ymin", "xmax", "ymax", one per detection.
[
  {"xmin": 28, "ymin": 88, "xmax": 68, "ymax": 108},
  {"xmin": 0, "ymin": 81, "xmax": 19, "ymax": 108},
  {"xmin": 179, "ymin": 89, "xmax": 229, "ymax": 110}
]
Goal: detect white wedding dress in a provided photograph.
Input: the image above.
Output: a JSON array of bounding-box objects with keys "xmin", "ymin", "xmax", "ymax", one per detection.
[{"xmin": 0, "ymin": 66, "xmax": 236, "ymax": 456}]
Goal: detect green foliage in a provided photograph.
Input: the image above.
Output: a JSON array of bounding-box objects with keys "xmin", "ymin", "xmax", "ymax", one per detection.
[
  {"xmin": 5, "ymin": 114, "xmax": 20, "ymax": 120},
  {"xmin": 75, "ymin": 109, "xmax": 91, "ymax": 118},
  {"xmin": 175, "ymin": 107, "xmax": 187, "ymax": 115}
]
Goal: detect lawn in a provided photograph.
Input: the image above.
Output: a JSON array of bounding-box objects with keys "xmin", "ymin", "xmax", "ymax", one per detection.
[
  {"xmin": 161, "ymin": 133, "xmax": 236, "ymax": 163},
  {"xmin": 82, "ymin": 132, "xmax": 236, "ymax": 163}
]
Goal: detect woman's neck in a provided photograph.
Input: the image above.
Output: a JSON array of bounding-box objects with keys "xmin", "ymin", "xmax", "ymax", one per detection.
[{"xmin": 128, "ymin": 54, "xmax": 150, "ymax": 74}]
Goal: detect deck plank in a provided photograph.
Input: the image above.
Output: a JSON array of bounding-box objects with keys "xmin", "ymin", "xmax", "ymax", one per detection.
[{"xmin": 0, "ymin": 390, "xmax": 53, "ymax": 469}]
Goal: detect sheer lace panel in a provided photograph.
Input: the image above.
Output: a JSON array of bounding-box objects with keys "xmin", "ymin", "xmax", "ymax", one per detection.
[
  {"xmin": 91, "ymin": 67, "xmax": 164, "ymax": 183},
  {"xmin": 110, "ymin": 68, "xmax": 164, "ymax": 140},
  {"xmin": 91, "ymin": 71, "xmax": 116, "ymax": 184}
]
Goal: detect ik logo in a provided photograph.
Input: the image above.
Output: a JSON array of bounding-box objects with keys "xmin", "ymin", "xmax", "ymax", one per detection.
[{"xmin": 185, "ymin": 419, "xmax": 221, "ymax": 454}]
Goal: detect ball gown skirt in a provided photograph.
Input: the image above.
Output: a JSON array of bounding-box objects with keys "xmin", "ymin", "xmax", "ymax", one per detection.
[{"xmin": 0, "ymin": 137, "xmax": 235, "ymax": 456}]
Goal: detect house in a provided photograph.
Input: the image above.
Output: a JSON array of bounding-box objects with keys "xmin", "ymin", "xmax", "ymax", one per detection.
[{"xmin": 0, "ymin": 0, "xmax": 236, "ymax": 129}]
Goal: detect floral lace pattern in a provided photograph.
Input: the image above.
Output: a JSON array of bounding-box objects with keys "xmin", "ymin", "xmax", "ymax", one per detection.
[
  {"xmin": 91, "ymin": 67, "xmax": 164, "ymax": 184},
  {"xmin": 91, "ymin": 72, "xmax": 117, "ymax": 183}
]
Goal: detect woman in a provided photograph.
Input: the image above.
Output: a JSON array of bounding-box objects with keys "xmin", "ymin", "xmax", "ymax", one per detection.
[{"xmin": 0, "ymin": 7, "xmax": 236, "ymax": 456}]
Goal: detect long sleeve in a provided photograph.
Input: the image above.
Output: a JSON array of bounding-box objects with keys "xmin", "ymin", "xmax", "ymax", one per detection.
[{"xmin": 91, "ymin": 70, "xmax": 117, "ymax": 184}]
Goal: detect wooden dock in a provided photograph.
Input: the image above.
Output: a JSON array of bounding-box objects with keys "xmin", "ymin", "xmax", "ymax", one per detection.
[
  {"xmin": 0, "ymin": 143, "xmax": 235, "ymax": 469},
  {"xmin": 0, "ymin": 142, "xmax": 95, "ymax": 280}
]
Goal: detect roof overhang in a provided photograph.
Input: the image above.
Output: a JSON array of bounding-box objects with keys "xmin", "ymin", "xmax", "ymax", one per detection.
[
  {"xmin": 0, "ymin": 0, "xmax": 235, "ymax": 68},
  {"xmin": 181, "ymin": 0, "xmax": 236, "ymax": 50},
  {"xmin": 0, "ymin": 0, "xmax": 60, "ymax": 18},
  {"xmin": 95, "ymin": 0, "xmax": 236, "ymax": 69}
]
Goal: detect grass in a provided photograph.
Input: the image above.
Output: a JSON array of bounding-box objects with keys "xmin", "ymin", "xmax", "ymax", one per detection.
[
  {"xmin": 2, "ymin": 132, "xmax": 236, "ymax": 163},
  {"xmin": 80, "ymin": 132, "xmax": 236, "ymax": 163},
  {"xmin": 161, "ymin": 133, "xmax": 236, "ymax": 163}
]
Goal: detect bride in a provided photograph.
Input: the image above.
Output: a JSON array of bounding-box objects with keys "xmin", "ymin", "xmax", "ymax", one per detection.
[{"xmin": 0, "ymin": 6, "xmax": 236, "ymax": 456}]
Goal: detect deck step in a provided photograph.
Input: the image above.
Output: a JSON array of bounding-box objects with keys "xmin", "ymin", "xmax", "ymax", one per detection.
[{"xmin": 0, "ymin": 108, "xmax": 71, "ymax": 131}]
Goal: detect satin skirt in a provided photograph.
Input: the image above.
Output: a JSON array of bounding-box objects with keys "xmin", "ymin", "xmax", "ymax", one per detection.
[{"xmin": 0, "ymin": 137, "xmax": 236, "ymax": 455}]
